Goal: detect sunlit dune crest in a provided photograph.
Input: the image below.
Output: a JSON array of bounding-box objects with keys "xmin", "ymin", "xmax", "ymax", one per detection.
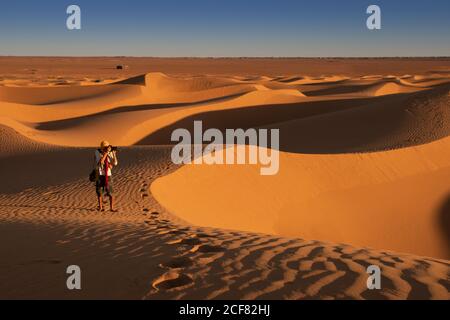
[{"xmin": 1, "ymin": 61, "xmax": 449, "ymax": 299}]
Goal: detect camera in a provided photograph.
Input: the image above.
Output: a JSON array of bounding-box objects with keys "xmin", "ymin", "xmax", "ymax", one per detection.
[{"xmin": 110, "ymin": 146, "xmax": 119, "ymax": 151}]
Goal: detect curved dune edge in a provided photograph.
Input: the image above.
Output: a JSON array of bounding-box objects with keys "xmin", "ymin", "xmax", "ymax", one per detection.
[
  {"xmin": 0, "ymin": 88, "xmax": 309, "ymax": 147},
  {"xmin": 1, "ymin": 72, "xmax": 449, "ymax": 147},
  {"xmin": 364, "ymin": 82, "xmax": 422, "ymax": 96},
  {"xmin": 151, "ymin": 136, "xmax": 450, "ymax": 260},
  {"xmin": 1, "ymin": 68, "xmax": 450, "ymax": 298},
  {"xmin": 0, "ymin": 126, "xmax": 448, "ymax": 299},
  {"xmin": 0, "ymin": 124, "xmax": 58, "ymax": 158}
]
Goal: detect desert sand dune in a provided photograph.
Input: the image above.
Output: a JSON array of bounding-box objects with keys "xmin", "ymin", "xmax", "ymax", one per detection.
[
  {"xmin": 0, "ymin": 124, "xmax": 55, "ymax": 158},
  {"xmin": 0, "ymin": 63, "xmax": 449, "ymax": 299},
  {"xmin": 274, "ymin": 83, "xmax": 450, "ymax": 153},
  {"xmin": 0, "ymin": 83, "xmax": 143, "ymax": 105},
  {"xmin": 299, "ymin": 80, "xmax": 422, "ymax": 97},
  {"xmin": 138, "ymin": 82, "xmax": 450, "ymax": 153},
  {"xmin": 150, "ymin": 75, "xmax": 450, "ymax": 260},
  {"xmin": 2, "ymin": 57, "xmax": 450, "ymax": 81},
  {"xmin": 1, "ymin": 75, "xmax": 311, "ymax": 146},
  {"xmin": 0, "ymin": 127, "xmax": 448, "ymax": 299},
  {"xmin": 152, "ymin": 139, "xmax": 450, "ymax": 259}
]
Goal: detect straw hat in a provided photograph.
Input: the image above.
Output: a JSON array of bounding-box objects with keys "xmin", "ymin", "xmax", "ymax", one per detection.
[{"xmin": 100, "ymin": 140, "xmax": 110, "ymax": 149}]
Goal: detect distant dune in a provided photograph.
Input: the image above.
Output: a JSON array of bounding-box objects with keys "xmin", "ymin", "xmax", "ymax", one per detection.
[{"xmin": 2, "ymin": 57, "xmax": 450, "ymax": 80}]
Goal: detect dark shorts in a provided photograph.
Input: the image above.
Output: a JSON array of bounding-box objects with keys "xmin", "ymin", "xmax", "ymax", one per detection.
[{"xmin": 96, "ymin": 175, "xmax": 114, "ymax": 197}]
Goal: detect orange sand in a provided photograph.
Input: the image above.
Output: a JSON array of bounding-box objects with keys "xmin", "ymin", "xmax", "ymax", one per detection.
[{"xmin": 0, "ymin": 58, "xmax": 449, "ymax": 299}]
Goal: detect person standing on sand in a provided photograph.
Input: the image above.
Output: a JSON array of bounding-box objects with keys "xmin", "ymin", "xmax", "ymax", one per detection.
[{"xmin": 94, "ymin": 140, "xmax": 119, "ymax": 212}]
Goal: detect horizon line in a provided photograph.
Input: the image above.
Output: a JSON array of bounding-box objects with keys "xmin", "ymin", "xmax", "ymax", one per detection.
[{"xmin": 2, "ymin": 55, "xmax": 450, "ymax": 59}]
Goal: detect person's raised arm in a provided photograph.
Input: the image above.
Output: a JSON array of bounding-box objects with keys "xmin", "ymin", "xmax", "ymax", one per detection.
[{"xmin": 112, "ymin": 150, "xmax": 119, "ymax": 166}]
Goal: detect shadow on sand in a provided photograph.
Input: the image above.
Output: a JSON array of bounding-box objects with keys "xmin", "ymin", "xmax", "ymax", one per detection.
[
  {"xmin": 438, "ymin": 195, "xmax": 450, "ymax": 259},
  {"xmin": 137, "ymin": 84, "xmax": 450, "ymax": 154}
]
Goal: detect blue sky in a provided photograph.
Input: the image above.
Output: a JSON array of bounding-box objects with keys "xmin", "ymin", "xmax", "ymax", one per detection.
[{"xmin": 0, "ymin": 0, "xmax": 449, "ymax": 57}]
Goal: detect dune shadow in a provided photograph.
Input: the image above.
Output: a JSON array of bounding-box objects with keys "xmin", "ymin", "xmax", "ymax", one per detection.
[
  {"xmin": 111, "ymin": 74, "xmax": 146, "ymax": 85},
  {"xmin": 136, "ymin": 84, "xmax": 450, "ymax": 154},
  {"xmin": 0, "ymin": 204, "xmax": 94, "ymax": 211},
  {"xmin": 0, "ymin": 148, "xmax": 92, "ymax": 194},
  {"xmin": 137, "ymin": 95, "xmax": 396, "ymax": 147},
  {"xmin": 304, "ymin": 82, "xmax": 374, "ymax": 96},
  {"xmin": 36, "ymin": 92, "xmax": 247, "ymax": 131},
  {"xmin": 0, "ymin": 146, "xmax": 169, "ymax": 195},
  {"xmin": 438, "ymin": 195, "xmax": 450, "ymax": 259}
]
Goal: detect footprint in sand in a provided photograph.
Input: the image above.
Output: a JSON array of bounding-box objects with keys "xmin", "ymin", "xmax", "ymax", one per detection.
[
  {"xmin": 167, "ymin": 237, "xmax": 202, "ymax": 246},
  {"xmin": 155, "ymin": 222, "xmax": 171, "ymax": 228},
  {"xmin": 193, "ymin": 233, "xmax": 215, "ymax": 239},
  {"xmin": 140, "ymin": 182, "xmax": 149, "ymax": 197},
  {"xmin": 152, "ymin": 271, "xmax": 194, "ymax": 291},
  {"xmin": 159, "ymin": 256, "xmax": 194, "ymax": 269},
  {"xmin": 157, "ymin": 220, "xmax": 172, "ymax": 227},
  {"xmin": 144, "ymin": 220, "xmax": 157, "ymax": 227},
  {"xmin": 158, "ymin": 229, "xmax": 185, "ymax": 235},
  {"xmin": 190, "ymin": 244, "xmax": 226, "ymax": 253}
]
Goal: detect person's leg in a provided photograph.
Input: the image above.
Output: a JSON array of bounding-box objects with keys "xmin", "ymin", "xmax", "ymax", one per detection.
[
  {"xmin": 109, "ymin": 195, "xmax": 115, "ymax": 211},
  {"xmin": 97, "ymin": 195, "xmax": 103, "ymax": 210},
  {"xmin": 108, "ymin": 181, "xmax": 117, "ymax": 212},
  {"xmin": 96, "ymin": 176, "xmax": 105, "ymax": 211}
]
